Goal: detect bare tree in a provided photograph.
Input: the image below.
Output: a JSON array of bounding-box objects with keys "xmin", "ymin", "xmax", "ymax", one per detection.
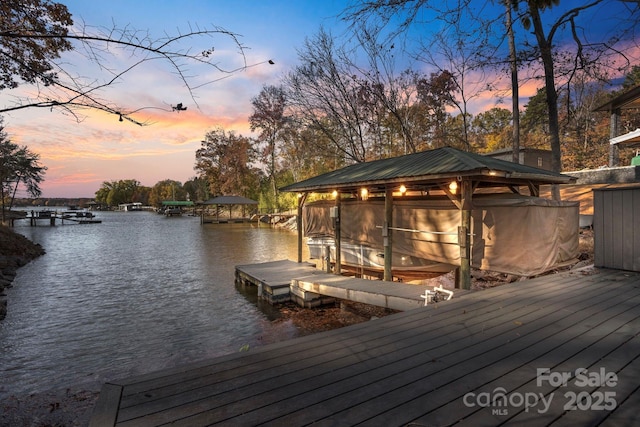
[
  {"xmin": 514, "ymin": 0, "xmax": 640, "ymax": 198},
  {"xmin": 284, "ymin": 28, "xmax": 374, "ymax": 163},
  {"xmin": 0, "ymin": 0, "xmax": 265, "ymax": 125},
  {"xmin": 347, "ymin": 0, "xmax": 640, "ymax": 189},
  {"xmin": 415, "ymin": 9, "xmax": 496, "ymax": 150},
  {"xmin": 504, "ymin": 0, "xmax": 521, "ymax": 163},
  {"xmin": 343, "ymin": 22, "xmax": 421, "ymax": 156}
]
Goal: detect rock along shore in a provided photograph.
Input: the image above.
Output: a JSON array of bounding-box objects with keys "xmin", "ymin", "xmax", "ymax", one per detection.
[{"xmin": 0, "ymin": 225, "xmax": 46, "ymax": 320}]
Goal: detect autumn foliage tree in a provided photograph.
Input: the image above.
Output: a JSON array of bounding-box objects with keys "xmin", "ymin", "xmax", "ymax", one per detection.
[
  {"xmin": 249, "ymin": 85, "xmax": 288, "ymax": 211},
  {"xmin": 148, "ymin": 180, "xmax": 187, "ymax": 207},
  {"xmin": 0, "ymin": 0, "xmax": 73, "ymax": 90},
  {"xmin": 195, "ymin": 128, "xmax": 261, "ymax": 199},
  {"xmin": 0, "ymin": 119, "xmax": 46, "ymax": 223},
  {"xmin": 94, "ymin": 179, "xmax": 149, "ymax": 207}
]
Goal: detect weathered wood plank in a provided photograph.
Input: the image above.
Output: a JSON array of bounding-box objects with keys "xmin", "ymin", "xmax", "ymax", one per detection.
[
  {"xmin": 235, "ymin": 259, "xmax": 316, "ymax": 285},
  {"xmin": 88, "ymin": 383, "xmax": 122, "ymax": 427},
  {"xmin": 548, "ymin": 335, "xmax": 640, "ymax": 426},
  {"xmin": 130, "ymin": 272, "xmax": 636, "ymax": 424},
  {"xmin": 597, "ymin": 353, "xmax": 640, "ymax": 427},
  {"xmin": 423, "ymin": 291, "xmax": 640, "ymax": 426},
  {"xmin": 119, "ymin": 269, "xmax": 592, "ymax": 411},
  {"xmin": 249, "ymin": 276, "xmax": 640, "ymax": 426},
  {"xmin": 91, "ymin": 269, "xmax": 640, "ymax": 427}
]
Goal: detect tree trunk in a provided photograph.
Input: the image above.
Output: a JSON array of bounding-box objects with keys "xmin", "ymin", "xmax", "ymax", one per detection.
[
  {"xmin": 270, "ymin": 139, "xmax": 278, "ymax": 211},
  {"xmin": 529, "ymin": 5, "xmax": 562, "ymax": 200},
  {"xmin": 0, "ymin": 184, "xmax": 6, "ymax": 224},
  {"xmin": 505, "ymin": 1, "xmax": 520, "ymax": 164}
]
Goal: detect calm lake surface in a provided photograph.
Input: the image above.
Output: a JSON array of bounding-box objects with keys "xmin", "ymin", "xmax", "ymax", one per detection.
[{"xmin": 0, "ymin": 211, "xmax": 309, "ymax": 399}]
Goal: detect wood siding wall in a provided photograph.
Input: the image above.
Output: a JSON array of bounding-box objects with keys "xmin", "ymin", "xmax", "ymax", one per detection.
[{"xmin": 594, "ymin": 186, "xmax": 640, "ymax": 271}]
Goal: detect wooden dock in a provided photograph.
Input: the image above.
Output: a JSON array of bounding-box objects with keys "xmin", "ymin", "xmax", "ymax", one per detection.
[
  {"xmin": 201, "ymin": 217, "xmax": 253, "ymax": 224},
  {"xmin": 8, "ymin": 211, "xmax": 101, "ymax": 226},
  {"xmin": 91, "ymin": 267, "xmax": 640, "ymax": 426},
  {"xmin": 235, "ymin": 260, "xmax": 320, "ymax": 304},
  {"xmin": 235, "ymin": 260, "xmax": 467, "ymax": 309},
  {"xmin": 290, "ymin": 272, "xmax": 471, "ymax": 310}
]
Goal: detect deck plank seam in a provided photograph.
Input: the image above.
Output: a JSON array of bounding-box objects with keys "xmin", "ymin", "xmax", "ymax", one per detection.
[
  {"xmin": 116, "ymin": 270, "xmax": 636, "ymax": 414},
  {"xmin": 126, "ymin": 276, "xmax": 640, "ymax": 426}
]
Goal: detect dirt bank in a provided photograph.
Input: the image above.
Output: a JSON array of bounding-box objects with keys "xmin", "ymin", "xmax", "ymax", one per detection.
[{"xmin": 0, "ymin": 225, "xmax": 45, "ymax": 320}]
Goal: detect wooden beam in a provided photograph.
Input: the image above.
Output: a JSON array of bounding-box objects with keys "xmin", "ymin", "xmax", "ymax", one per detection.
[
  {"xmin": 609, "ymin": 108, "xmax": 621, "ymax": 167},
  {"xmin": 439, "ymin": 182, "xmax": 461, "ymax": 209},
  {"xmin": 335, "ymin": 192, "xmax": 341, "ymax": 275},
  {"xmin": 297, "ymin": 193, "xmax": 308, "ymax": 263},
  {"xmin": 508, "ymin": 185, "xmax": 520, "ymax": 194},
  {"xmin": 384, "ymin": 187, "xmax": 393, "ymax": 282},
  {"xmin": 458, "ymin": 179, "xmax": 473, "ymax": 290}
]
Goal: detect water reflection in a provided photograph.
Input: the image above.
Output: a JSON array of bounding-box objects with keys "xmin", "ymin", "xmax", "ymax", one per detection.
[{"xmin": 0, "ymin": 212, "xmax": 308, "ymax": 398}]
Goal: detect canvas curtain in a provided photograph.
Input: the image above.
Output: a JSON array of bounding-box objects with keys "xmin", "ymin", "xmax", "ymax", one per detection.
[{"xmin": 303, "ymin": 195, "xmax": 579, "ymax": 276}]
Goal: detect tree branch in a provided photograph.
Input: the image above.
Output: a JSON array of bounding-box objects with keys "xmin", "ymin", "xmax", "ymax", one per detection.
[{"xmin": 0, "ymin": 21, "xmax": 257, "ymax": 124}]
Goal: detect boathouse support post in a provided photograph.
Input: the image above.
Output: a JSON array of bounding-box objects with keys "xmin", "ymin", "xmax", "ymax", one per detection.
[
  {"xmin": 383, "ymin": 187, "xmax": 393, "ymax": 282},
  {"xmin": 296, "ymin": 193, "xmax": 307, "ymax": 263},
  {"xmin": 609, "ymin": 108, "xmax": 620, "ymax": 167},
  {"xmin": 458, "ymin": 179, "xmax": 472, "ymax": 290},
  {"xmin": 334, "ymin": 192, "xmax": 341, "ymax": 275}
]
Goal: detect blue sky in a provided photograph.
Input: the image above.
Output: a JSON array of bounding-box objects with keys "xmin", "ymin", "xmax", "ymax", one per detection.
[
  {"xmin": 2, "ymin": 1, "xmax": 352, "ymax": 198},
  {"xmin": 1, "ymin": 0, "xmax": 637, "ymax": 198}
]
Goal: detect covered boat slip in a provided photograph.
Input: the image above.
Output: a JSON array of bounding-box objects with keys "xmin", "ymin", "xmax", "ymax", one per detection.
[
  {"xmin": 304, "ymin": 194, "xmax": 578, "ymax": 278},
  {"xmin": 200, "ymin": 195, "xmax": 258, "ymax": 224},
  {"xmin": 282, "ymin": 146, "xmax": 578, "ymax": 288},
  {"xmin": 90, "ymin": 268, "xmax": 640, "ymax": 426}
]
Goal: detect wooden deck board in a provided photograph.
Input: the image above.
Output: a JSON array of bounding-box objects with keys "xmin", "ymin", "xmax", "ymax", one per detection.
[
  {"xmin": 235, "ymin": 259, "xmax": 317, "ymax": 287},
  {"xmin": 90, "ymin": 268, "xmax": 640, "ymax": 426},
  {"xmin": 252, "ymin": 273, "xmax": 640, "ymax": 426},
  {"xmin": 117, "ymin": 269, "xmax": 592, "ymax": 413},
  {"xmin": 410, "ymin": 289, "xmax": 640, "ymax": 426},
  {"xmin": 238, "ymin": 259, "xmax": 476, "ymax": 310},
  {"xmin": 117, "ymin": 270, "xmax": 616, "ymax": 424},
  {"xmin": 88, "ymin": 383, "xmax": 122, "ymax": 427},
  {"xmin": 292, "ymin": 272, "xmax": 475, "ymax": 310},
  {"xmin": 597, "ymin": 354, "xmax": 640, "ymax": 427}
]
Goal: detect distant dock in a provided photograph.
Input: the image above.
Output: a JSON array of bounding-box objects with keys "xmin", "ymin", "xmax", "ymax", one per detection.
[
  {"xmin": 235, "ymin": 259, "xmax": 469, "ymax": 310},
  {"xmin": 8, "ymin": 210, "xmax": 101, "ymax": 226},
  {"xmin": 201, "ymin": 213, "xmax": 296, "ymax": 225}
]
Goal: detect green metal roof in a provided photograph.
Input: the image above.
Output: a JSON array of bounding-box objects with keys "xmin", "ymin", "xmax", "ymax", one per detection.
[
  {"xmin": 202, "ymin": 195, "xmax": 258, "ymax": 205},
  {"xmin": 162, "ymin": 200, "xmax": 194, "ymax": 206},
  {"xmin": 280, "ymin": 146, "xmax": 574, "ymax": 193}
]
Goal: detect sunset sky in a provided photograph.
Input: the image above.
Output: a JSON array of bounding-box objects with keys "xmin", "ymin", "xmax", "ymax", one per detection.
[
  {"xmin": 2, "ymin": 0, "xmax": 352, "ymax": 198},
  {"xmin": 0, "ymin": 0, "xmax": 636, "ymax": 198}
]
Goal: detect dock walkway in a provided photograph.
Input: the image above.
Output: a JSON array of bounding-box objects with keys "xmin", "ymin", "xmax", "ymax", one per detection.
[
  {"xmin": 291, "ymin": 272, "xmax": 463, "ymax": 310},
  {"xmin": 235, "ymin": 260, "xmax": 319, "ymax": 304},
  {"xmin": 235, "ymin": 259, "xmax": 466, "ymax": 309},
  {"xmin": 91, "ymin": 268, "xmax": 640, "ymax": 426}
]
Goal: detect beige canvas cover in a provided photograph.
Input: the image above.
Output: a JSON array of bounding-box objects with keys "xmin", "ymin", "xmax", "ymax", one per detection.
[{"xmin": 304, "ymin": 194, "xmax": 579, "ymax": 276}]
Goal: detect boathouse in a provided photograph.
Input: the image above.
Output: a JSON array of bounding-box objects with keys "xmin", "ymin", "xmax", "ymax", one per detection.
[
  {"xmin": 281, "ymin": 146, "xmax": 578, "ymax": 289},
  {"xmin": 200, "ymin": 195, "xmax": 258, "ymax": 223}
]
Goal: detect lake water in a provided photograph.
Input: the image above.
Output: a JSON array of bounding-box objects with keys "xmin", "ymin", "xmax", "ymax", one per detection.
[{"xmin": 0, "ymin": 211, "xmax": 309, "ymax": 399}]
